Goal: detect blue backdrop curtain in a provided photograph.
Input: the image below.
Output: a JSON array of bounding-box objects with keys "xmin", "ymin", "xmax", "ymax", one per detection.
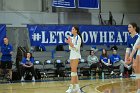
[{"xmin": 0, "ymin": 24, "xmax": 6, "ymax": 46}]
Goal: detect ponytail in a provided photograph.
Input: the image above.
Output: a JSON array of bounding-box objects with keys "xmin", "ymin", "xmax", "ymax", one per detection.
[
  {"xmin": 136, "ymin": 27, "xmax": 140, "ymax": 33},
  {"xmin": 73, "ymin": 26, "xmax": 83, "ymax": 47}
]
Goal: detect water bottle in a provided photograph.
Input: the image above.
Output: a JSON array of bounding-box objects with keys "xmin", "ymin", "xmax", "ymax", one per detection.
[{"xmin": 102, "ymin": 72, "xmax": 104, "ymax": 79}]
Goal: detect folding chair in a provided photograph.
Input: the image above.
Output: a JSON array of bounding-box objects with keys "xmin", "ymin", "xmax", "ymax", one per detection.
[
  {"xmin": 65, "ymin": 59, "xmax": 71, "ymax": 77},
  {"xmin": 34, "ymin": 60, "xmax": 45, "ymax": 80},
  {"xmin": 79, "ymin": 59, "xmax": 90, "ymax": 77},
  {"xmin": 43, "ymin": 60, "xmax": 57, "ymax": 79},
  {"xmin": 54, "ymin": 59, "xmax": 65, "ymax": 78}
]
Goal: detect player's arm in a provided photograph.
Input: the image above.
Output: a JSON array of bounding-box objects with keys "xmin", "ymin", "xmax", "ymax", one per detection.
[
  {"xmin": 66, "ymin": 37, "xmax": 74, "ymax": 50},
  {"xmin": 125, "ymin": 46, "xmax": 131, "ymax": 63},
  {"xmin": 21, "ymin": 58, "xmax": 30, "ymax": 67},
  {"xmin": 72, "ymin": 36, "xmax": 81, "ymax": 51},
  {"xmin": 129, "ymin": 37, "xmax": 140, "ymax": 60},
  {"xmin": 10, "ymin": 45, "xmax": 13, "ymax": 55},
  {"xmin": 67, "ymin": 36, "xmax": 81, "ymax": 51}
]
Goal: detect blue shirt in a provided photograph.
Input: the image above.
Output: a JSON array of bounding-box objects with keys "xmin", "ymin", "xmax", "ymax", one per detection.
[
  {"xmin": 109, "ymin": 54, "xmax": 121, "ymax": 64},
  {"xmin": 21, "ymin": 57, "xmax": 34, "ymax": 65},
  {"xmin": 100, "ymin": 55, "xmax": 109, "ymax": 63},
  {"xmin": 127, "ymin": 34, "xmax": 139, "ymax": 48},
  {"xmin": 127, "ymin": 34, "xmax": 139, "ymax": 59},
  {"xmin": 1, "ymin": 44, "xmax": 13, "ymax": 62}
]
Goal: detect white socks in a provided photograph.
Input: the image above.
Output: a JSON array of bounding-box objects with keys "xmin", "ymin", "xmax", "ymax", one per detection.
[
  {"xmin": 66, "ymin": 84, "xmax": 73, "ymax": 93},
  {"xmin": 70, "ymin": 84, "xmax": 73, "ymax": 89},
  {"xmin": 136, "ymin": 89, "xmax": 140, "ymax": 93},
  {"xmin": 68, "ymin": 84, "xmax": 79, "ymax": 89},
  {"xmin": 75, "ymin": 84, "xmax": 80, "ymax": 89}
]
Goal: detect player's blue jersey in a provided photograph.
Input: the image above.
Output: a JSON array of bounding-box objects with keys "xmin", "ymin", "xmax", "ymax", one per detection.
[
  {"xmin": 127, "ymin": 33, "xmax": 139, "ymax": 49},
  {"xmin": 127, "ymin": 33, "xmax": 139, "ymax": 59}
]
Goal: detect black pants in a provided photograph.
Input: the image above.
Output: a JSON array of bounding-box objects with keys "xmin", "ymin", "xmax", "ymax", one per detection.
[
  {"xmin": 55, "ymin": 67, "xmax": 65, "ymax": 77},
  {"xmin": 90, "ymin": 63, "xmax": 101, "ymax": 74},
  {"xmin": 21, "ymin": 66, "xmax": 35, "ymax": 77},
  {"xmin": 1, "ymin": 61, "xmax": 12, "ymax": 69},
  {"xmin": 124, "ymin": 67, "xmax": 132, "ymax": 75},
  {"xmin": 101, "ymin": 63, "xmax": 113, "ymax": 73},
  {"xmin": 1, "ymin": 61, "xmax": 12, "ymax": 80}
]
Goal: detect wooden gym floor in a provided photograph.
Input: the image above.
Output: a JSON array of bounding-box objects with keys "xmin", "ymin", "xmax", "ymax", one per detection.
[{"xmin": 0, "ymin": 78, "xmax": 139, "ymax": 93}]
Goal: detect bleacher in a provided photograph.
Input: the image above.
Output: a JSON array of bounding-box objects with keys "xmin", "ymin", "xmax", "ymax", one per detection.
[
  {"xmin": 27, "ymin": 45, "xmax": 127, "ymax": 80},
  {"xmin": 0, "ymin": 44, "xmax": 128, "ymax": 82}
]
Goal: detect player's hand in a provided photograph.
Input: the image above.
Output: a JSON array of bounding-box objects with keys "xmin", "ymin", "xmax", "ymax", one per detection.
[
  {"xmin": 125, "ymin": 57, "xmax": 131, "ymax": 64},
  {"xmin": 23, "ymin": 64, "xmax": 29, "ymax": 68},
  {"xmin": 105, "ymin": 63, "xmax": 109, "ymax": 66},
  {"xmin": 10, "ymin": 52, "xmax": 13, "ymax": 55},
  {"xmin": 29, "ymin": 62, "xmax": 33, "ymax": 66},
  {"xmin": 66, "ymin": 37, "xmax": 72, "ymax": 44},
  {"xmin": 128, "ymin": 57, "xmax": 132, "ymax": 62},
  {"xmin": 135, "ymin": 45, "xmax": 140, "ymax": 49}
]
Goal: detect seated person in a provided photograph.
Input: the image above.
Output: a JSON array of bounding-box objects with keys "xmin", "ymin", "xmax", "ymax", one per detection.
[
  {"xmin": 110, "ymin": 46, "xmax": 130, "ymax": 77},
  {"xmin": 87, "ymin": 49, "xmax": 101, "ymax": 75},
  {"xmin": 100, "ymin": 49, "xmax": 114, "ymax": 75},
  {"xmin": 20, "ymin": 52, "xmax": 35, "ymax": 82}
]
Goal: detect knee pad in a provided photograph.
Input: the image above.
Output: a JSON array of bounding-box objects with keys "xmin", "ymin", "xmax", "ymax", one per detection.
[{"xmin": 71, "ymin": 72, "xmax": 77, "ymax": 76}]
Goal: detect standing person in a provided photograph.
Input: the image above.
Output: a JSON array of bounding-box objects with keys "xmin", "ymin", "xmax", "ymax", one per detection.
[
  {"xmin": 125, "ymin": 23, "xmax": 139, "ymax": 76},
  {"xmin": 128, "ymin": 24, "xmax": 140, "ymax": 77},
  {"xmin": 20, "ymin": 52, "xmax": 35, "ymax": 82},
  {"xmin": 136, "ymin": 79, "xmax": 140, "ymax": 93},
  {"xmin": 0, "ymin": 37, "xmax": 13, "ymax": 81},
  {"xmin": 65, "ymin": 26, "xmax": 83, "ymax": 93}
]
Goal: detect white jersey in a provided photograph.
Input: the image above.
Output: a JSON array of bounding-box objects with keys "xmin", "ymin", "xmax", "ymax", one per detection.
[
  {"xmin": 69, "ymin": 35, "xmax": 81, "ymax": 59},
  {"xmin": 133, "ymin": 35, "xmax": 140, "ymax": 55}
]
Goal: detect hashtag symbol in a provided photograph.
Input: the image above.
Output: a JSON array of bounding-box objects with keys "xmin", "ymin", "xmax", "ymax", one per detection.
[{"xmin": 32, "ymin": 33, "xmax": 41, "ymax": 41}]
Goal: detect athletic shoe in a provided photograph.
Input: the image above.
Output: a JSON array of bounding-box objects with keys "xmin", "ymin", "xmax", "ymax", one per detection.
[
  {"xmin": 77, "ymin": 89, "xmax": 82, "ymax": 93},
  {"xmin": 66, "ymin": 87, "xmax": 73, "ymax": 93},
  {"xmin": 21, "ymin": 77, "xmax": 25, "ymax": 82},
  {"xmin": 32, "ymin": 77, "xmax": 35, "ymax": 82},
  {"xmin": 120, "ymin": 73, "xmax": 123, "ymax": 77},
  {"xmin": 136, "ymin": 89, "xmax": 140, "ymax": 93},
  {"xmin": 73, "ymin": 88, "xmax": 82, "ymax": 93},
  {"xmin": 73, "ymin": 84, "xmax": 81, "ymax": 93},
  {"xmin": 66, "ymin": 84, "xmax": 73, "ymax": 93},
  {"xmin": 110, "ymin": 71, "xmax": 114, "ymax": 75},
  {"xmin": 130, "ymin": 74, "xmax": 136, "ymax": 77},
  {"xmin": 127, "ymin": 65, "xmax": 132, "ymax": 70}
]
